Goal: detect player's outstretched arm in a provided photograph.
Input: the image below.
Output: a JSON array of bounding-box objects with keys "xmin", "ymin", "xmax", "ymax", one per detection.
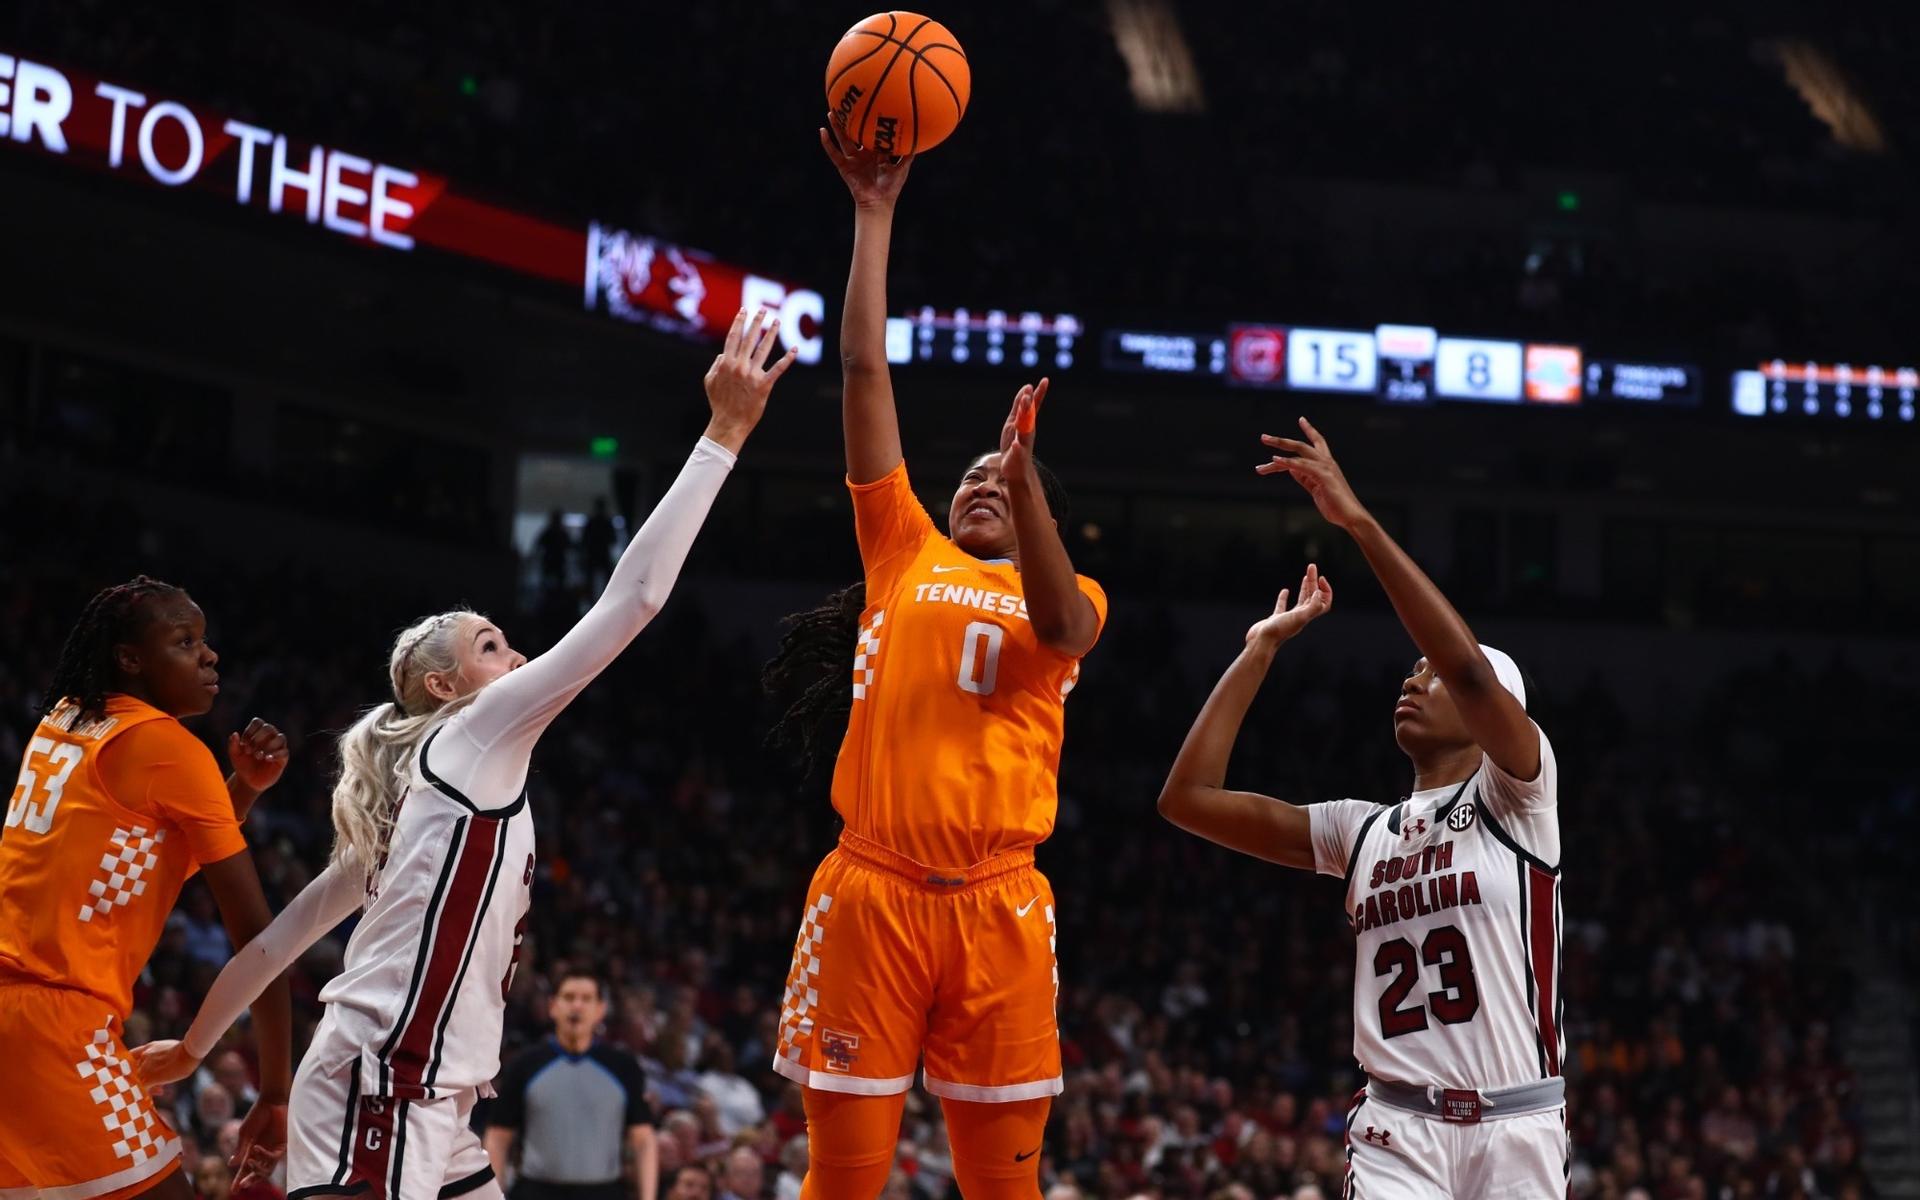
[
  {"xmin": 1157, "ymin": 566, "xmax": 1333, "ymax": 869},
  {"xmin": 456, "ymin": 315, "xmax": 792, "ymax": 753},
  {"xmin": 193, "ymin": 849, "xmax": 303, "ymax": 1180},
  {"xmin": 1000, "ymin": 379, "xmax": 1100, "ymax": 655},
  {"xmin": 133, "ymin": 863, "xmax": 365, "ymax": 1089},
  {"xmin": 1260, "ymin": 419, "xmax": 1539, "ymax": 780},
  {"xmin": 821, "ymin": 121, "xmax": 910, "ymax": 484}
]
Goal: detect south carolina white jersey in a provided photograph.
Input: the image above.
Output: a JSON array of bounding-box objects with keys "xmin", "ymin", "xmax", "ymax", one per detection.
[
  {"xmin": 315, "ymin": 728, "xmax": 535, "ymax": 1100},
  {"xmin": 1310, "ymin": 724, "xmax": 1562, "ymax": 1092}
]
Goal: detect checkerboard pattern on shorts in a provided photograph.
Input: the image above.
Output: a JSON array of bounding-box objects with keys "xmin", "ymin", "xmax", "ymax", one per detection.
[
  {"xmin": 778, "ymin": 894, "xmax": 834, "ymax": 1064},
  {"xmin": 78, "ymin": 826, "xmax": 166, "ymax": 923},
  {"xmin": 74, "ymin": 1021, "xmax": 169, "ymax": 1165}
]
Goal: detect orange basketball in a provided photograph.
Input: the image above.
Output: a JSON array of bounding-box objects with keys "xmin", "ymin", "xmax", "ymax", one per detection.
[{"xmin": 825, "ymin": 12, "xmax": 971, "ymax": 156}]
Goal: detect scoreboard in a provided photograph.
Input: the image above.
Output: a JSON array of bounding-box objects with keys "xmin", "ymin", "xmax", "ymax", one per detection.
[
  {"xmin": 1101, "ymin": 330, "xmax": 1227, "ymax": 376},
  {"xmin": 886, "ymin": 308, "xmax": 1082, "ymax": 370},
  {"xmin": 878, "ymin": 303, "xmax": 1914, "ymax": 434},
  {"xmin": 1733, "ymin": 361, "xmax": 1918, "ymax": 424}
]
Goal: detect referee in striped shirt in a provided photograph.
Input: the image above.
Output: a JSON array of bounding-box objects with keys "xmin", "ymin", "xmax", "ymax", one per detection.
[{"xmin": 488, "ymin": 971, "xmax": 660, "ymax": 1200}]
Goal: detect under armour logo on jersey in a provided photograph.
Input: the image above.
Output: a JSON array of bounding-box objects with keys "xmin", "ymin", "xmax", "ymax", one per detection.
[
  {"xmin": 1402, "ymin": 818, "xmax": 1427, "ymax": 840},
  {"xmin": 1447, "ymin": 803, "xmax": 1476, "ymax": 831},
  {"xmin": 1362, "ymin": 1125, "xmax": 1392, "ymax": 1146}
]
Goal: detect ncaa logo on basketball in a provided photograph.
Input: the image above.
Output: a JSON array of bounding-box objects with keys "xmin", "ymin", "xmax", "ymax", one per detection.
[
  {"xmin": 1447, "ymin": 803, "xmax": 1476, "ymax": 832},
  {"xmin": 822, "ymin": 1028, "xmax": 861, "ymax": 1073}
]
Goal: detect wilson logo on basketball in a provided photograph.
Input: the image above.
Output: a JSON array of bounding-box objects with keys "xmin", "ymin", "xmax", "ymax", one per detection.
[
  {"xmin": 872, "ymin": 115, "xmax": 899, "ymax": 153},
  {"xmin": 833, "ymin": 85, "xmax": 863, "ymax": 127}
]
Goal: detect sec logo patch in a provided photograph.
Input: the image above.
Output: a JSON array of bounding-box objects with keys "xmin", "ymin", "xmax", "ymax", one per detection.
[{"xmin": 1447, "ymin": 803, "xmax": 1476, "ymax": 832}]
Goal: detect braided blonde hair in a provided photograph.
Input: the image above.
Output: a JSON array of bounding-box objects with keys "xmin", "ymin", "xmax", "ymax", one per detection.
[{"xmin": 331, "ymin": 610, "xmax": 485, "ymax": 872}]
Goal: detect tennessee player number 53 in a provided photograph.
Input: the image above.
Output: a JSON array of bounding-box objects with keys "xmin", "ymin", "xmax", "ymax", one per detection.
[{"xmin": 7, "ymin": 737, "xmax": 84, "ymax": 835}]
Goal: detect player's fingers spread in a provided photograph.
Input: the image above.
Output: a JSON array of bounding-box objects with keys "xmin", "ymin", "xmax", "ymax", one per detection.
[
  {"xmin": 751, "ymin": 316, "xmax": 781, "ymax": 367},
  {"xmin": 724, "ymin": 307, "xmax": 748, "ymax": 356},
  {"xmin": 741, "ymin": 307, "xmax": 768, "ymax": 361},
  {"xmin": 1031, "ymin": 376, "xmax": 1050, "ymax": 412},
  {"xmin": 1299, "ymin": 416, "xmax": 1327, "ymax": 448},
  {"xmin": 766, "ymin": 347, "xmax": 800, "ymax": 382},
  {"xmin": 1254, "ymin": 460, "xmax": 1290, "ymax": 475},
  {"xmin": 1274, "ymin": 589, "xmax": 1290, "ymax": 615}
]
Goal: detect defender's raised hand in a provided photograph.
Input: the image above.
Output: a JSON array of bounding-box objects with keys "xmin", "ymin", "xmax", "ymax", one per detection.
[
  {"xmin": 1245, "ymin": 563, "xmax": 1334, "ymax": 649},
  {"xmin": 1258, "ymin": 417, "xmax": 1371, "ymax": 530},
  {"xmin": 703, "ymin": 307, "xmax": 797, "ymax": 454}
]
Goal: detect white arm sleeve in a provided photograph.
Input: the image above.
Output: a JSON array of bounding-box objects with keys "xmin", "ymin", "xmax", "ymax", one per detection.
[
  {"xmin": 183, "ymin": 863, "xmax": 365, "ymax": 1058},
  {"xmin": 1309, "ymin": 799, "xmax": 1379, "ymax": 878},
  {"xmin": 455, "ymin": 437, "xmax": 736, "ymax": 758}
]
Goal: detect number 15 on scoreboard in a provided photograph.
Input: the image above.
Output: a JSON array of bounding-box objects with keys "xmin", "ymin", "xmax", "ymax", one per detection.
[{"xmin": 1286, "ymin": 328, "xmax": 1379, "ymax": 393}]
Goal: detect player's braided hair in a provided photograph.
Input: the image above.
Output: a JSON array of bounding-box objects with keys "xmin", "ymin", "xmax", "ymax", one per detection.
[
  {"xmin": 761, "ymin": 454, "xmax": 1072, "ymax": 775},
  {"xmin": 43, "ymin": 575, "xmax": 185, "ymax": 722},
  {"xmin": 762, "ymin": 581, "xmax": 868, "ymax": 778}
]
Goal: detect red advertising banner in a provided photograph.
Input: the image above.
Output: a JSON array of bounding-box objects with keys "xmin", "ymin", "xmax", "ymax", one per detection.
[{"xmin": 0, "ymin": 49, "xmax": 824, "ymax": 361}]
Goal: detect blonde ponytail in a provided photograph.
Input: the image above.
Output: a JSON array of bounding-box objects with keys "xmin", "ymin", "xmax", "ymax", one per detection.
[{"xmin": 330, "ymin": 609, "xmax": 485, "ymax": 872}]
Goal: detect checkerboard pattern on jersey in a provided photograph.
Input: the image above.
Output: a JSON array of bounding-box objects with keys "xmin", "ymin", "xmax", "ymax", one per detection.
[
  {"xmin": 778, "ymin": 894, "xmax": 834, "ymax": 1064},
  {"xmin": 1046, "ymin": 903, "xmax": 1059, "ymax": 1006},
  {"xmin": 79, "ymin": 826, "xmax": 167, "ymax": 922},
  {"xmin": 851, "ymin": 611, "xmax": 885, "ymax": 700},
  {"xmin": 75, "ymin": 1022, "xmax": 168, "ymax": 1164}
]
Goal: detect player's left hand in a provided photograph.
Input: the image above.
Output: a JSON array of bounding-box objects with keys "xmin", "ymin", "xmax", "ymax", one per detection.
[
  {"xmin": 227, "ymin": 718, "xmax": 290, "ymax": 793},
  {"xmin": 231, "ymin": 1096, "xmax": 289, "ymax": 1188},
  {"xmin": 1257, "ymin": 417, "xmax": 1371, "ymax": 530},
  {"xmin": 1245, "ymin": 563, "xmax": 1334, "ymax": 649},
  {"xmin": 129, "ymin": 1038, "xmax": 202, "ymax": 1087},
  {"xmin": 998, "ymin": 377, "xmax": 1048, "ymax": 486}
]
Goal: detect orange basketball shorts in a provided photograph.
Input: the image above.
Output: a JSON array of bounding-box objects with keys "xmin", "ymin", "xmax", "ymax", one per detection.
[
  {"xmin": 772, "ymin": 832, "xmax": 1063, "ymax": 1102},
  {"xmin": 0, "ymin": 978, "xmax": 183, "ymax": 1200}
]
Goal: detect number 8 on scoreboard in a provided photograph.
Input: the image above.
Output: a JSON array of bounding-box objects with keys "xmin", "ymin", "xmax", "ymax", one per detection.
[{"xmin": 1435, "ymin": 337, "xmax": 1524, "ymax": 402}]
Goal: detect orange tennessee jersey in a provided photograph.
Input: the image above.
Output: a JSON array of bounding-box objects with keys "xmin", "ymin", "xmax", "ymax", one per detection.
[
  {"xmin": 831, "ymin": 462, "xmax": 1107, "ymax": 865},
  {"xmin": 0, "ymin": 696, "xmax": 247, "ymax": 1016}
]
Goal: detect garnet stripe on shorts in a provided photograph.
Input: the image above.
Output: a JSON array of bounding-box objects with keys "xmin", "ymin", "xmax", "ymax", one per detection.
[
  {"xmin": 348, "ymin": 1098, "xmax": 398, "ymax": 1200},
  {"xmin": 380, "ymin": 815, "xmax": 505, "ymax": 1094}
]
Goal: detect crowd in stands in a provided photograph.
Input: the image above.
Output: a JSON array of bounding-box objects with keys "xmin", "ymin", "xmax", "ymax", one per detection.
[{"xmin": 3, "ymin": 475, "xmax": 1907, "ymax": 1199}]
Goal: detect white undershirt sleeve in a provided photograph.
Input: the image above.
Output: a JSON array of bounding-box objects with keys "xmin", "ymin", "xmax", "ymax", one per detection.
[
  {"xmin": 1478, "ymin": 722, "xmax": 1561, "ymax": 865},
  {"xmin": 453, "ymin": 437, "xmax": 736, "ymax": 765},
  {"xmin": 183, "ymin": 863, "xmax": 366, "ymax": 1058},
  {"xmin": 1309, "ymin": 799, "xmax": 1380, "ymax": 878}
]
